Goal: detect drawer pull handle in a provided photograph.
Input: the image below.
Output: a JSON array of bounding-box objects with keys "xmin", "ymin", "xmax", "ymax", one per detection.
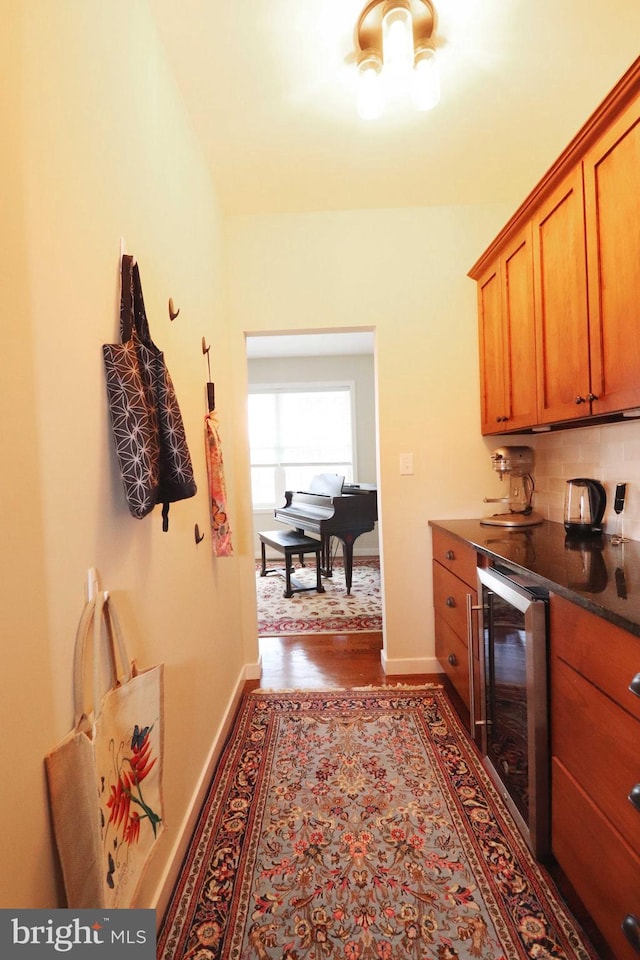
[
  {"xmin": 446, "ymin": 596, "xmax": 456, "ymax": 608},
  {"xmin": 622, "ymin": 914, "xmax": 640, "ymax": 952},
  {"xmin": 629, "ymin": 673, "xmax": 640, "ymax": 697},
  {"xmin": 629, "ymin": 784, "xmax": 640, "ymax": 812},
  {"xmin": 445, "ymin": 550, "xmax": 455, "ymax": 561},
  {"xmin": 447, "ymin": 653, "xmax": 458, "ymax": 667}
]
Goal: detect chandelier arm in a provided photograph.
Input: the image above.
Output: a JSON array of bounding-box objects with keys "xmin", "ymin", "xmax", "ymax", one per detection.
[
  {"xmin": 355, "ymin": 0, "xmax": 384, "ymax": 55},
  {"xmin": 355, "ymin": 0, "xmax": 436, "ymax": 56}
]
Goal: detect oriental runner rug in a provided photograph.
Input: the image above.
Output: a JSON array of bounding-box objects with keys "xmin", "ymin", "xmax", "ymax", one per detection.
[
  {"xmin": 256, "ymin": 558, "xmax": 382, "ymax": 636},
  {"xmin": 158, "ymin": 688, "xmax": 597, "ymax": 960}
]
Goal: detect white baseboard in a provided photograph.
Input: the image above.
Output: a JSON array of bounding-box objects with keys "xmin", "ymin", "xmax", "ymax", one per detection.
[
  {"xmin": 149, "ymin": 669, "xmax": 250, "ymax": 927},
  {"xmin": 381, "ymin": 650, "xmax": 443, "ymax": 676},
  {"xmin": 245, "ymin": 657, "xmax": 262, "ymax": 681}
]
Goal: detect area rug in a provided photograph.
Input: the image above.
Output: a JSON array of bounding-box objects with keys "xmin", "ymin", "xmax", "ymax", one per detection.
[
  {"xmin": 256, "ymin": 558, "xmax": 382, "ymax": 636},
  {"xmin": 158, "ymin": 688, "xmax": 597, "ymax": 960}
]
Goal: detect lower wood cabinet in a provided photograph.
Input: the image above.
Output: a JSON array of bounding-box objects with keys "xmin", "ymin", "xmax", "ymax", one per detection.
[
  {"xmin": 432, "ymin": 528, "xmax": 480, "ymax": 734},
  {"xmin": 550, "ymin": 592, "xmax": 640, "ymax": 960}
]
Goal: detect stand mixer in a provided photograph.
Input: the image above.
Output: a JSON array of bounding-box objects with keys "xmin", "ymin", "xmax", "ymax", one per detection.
[{"xmin": 481, "ymin": 445, "xmax": 544, "ymax": 527}]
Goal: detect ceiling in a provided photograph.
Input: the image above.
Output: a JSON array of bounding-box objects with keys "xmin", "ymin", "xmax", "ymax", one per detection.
[{"xmin": 150, "ymin": 0, "xmax": 640, "ymax": 217}]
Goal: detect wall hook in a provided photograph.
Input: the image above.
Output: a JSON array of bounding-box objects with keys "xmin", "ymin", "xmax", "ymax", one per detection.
[
  {"xmin": 169, "ymin": 297, "xmax": 180, "ymax": 321},
  {"xmin": 202, "ymin": 336, "xmax": 215, "ymax": 411},
  {"xmin": 194, "ymin": 523, "xmax": 205, "ymax": 544}
]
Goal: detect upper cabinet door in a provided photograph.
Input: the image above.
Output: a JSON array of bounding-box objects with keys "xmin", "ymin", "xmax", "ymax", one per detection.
[
  {"xmin": 476, "ymin": 225, "xmax": 537, "ymax": 435},
  {"xmin": 477, "ymin": 262, "xmax": 506, "ymax": 433},
  {"xmin": 533, "ymin": 167, "xmax": 591, "ymax": 424},
  {"xmin": 584, "ymin": 95, "xmax": 640, "ymax": 415},
  {"xmin": 501, "ymin": 223, "xmax": 538, "ymax": 431}
]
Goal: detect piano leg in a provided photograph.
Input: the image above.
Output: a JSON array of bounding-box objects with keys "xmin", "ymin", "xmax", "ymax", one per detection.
[
  {"xmin": 338, "ymin": 534, "xmax": 356, "ymax": 594},
  {"xmin": 321, "ymin": 534, "xmax": 333, "ymax": 579}
]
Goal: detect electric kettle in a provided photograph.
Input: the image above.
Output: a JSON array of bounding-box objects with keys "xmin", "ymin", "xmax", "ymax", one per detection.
[{"xmin": 564, "ymin": 478, "xmax": 607, "ymax": 536}]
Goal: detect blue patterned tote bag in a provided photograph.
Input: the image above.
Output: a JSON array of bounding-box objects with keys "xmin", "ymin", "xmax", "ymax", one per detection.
[{"xmin": 103, "ymin": 255, "xmax": 196, "ymax": 528}]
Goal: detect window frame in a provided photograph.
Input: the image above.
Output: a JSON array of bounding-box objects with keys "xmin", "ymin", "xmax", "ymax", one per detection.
[{"xmin": 247, "ymin": 380, "xmax": 359, "ymax": 509}]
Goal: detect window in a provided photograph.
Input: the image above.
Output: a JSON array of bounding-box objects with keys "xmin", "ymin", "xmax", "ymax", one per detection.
[{"xmin": 248, "ymin": 385, "xmax": 355, "ymax": 508}]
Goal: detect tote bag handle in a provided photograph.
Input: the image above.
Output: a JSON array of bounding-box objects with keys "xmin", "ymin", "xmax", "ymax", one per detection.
[
  {"xmin": 120, "ymin": 254, "xmax": 154, "ymax": 346},
  {"xmin": 72, "ymin": 592, "xmax": 133, "ymax": 729}
]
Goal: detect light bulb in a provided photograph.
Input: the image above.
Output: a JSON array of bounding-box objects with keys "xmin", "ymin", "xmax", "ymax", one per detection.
[
  {"xmin": 357, "ymin": 54, "xmax": 383, "ymax": 119},
  {"xmin": 413, "ymin": 46, "xmax": 440, "ymax": 110},
  {"xmin": 381, "ymin": 4, "xmax": 413, "ymax": 78}
]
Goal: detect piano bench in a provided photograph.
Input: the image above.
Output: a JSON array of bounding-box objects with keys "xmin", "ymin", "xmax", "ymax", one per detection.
[{"xmin": 259, "ymin": 530, "xmax": 325, "ymax": 599}]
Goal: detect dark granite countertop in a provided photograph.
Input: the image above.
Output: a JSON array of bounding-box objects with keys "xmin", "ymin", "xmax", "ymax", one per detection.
[{"xmin": 429, "ymin": 518, "xmax": 640, "ymax": 638}]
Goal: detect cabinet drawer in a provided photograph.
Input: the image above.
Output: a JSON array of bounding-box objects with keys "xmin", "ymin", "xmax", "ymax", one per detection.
[
  {"xmin": 552, "ymin": 656, "xmax": 640, "ymax": 852},
  {"xmin": 553, "ymin": 758, "xmax": 640, "ymax": 960},
  {"xmin": 434, "ymin": 614, "xmax": 470, "ymax": 708},
  {"xmin": 432, "ymin": 562, "xmax": 475, "ymax": 643},
  {"xmin": 432, "ymin": 528, "xmax": 478, "ymax": 588},
  {"xmin": 550, "ymin": 593, "xmax": 640, "ymax": 722}
]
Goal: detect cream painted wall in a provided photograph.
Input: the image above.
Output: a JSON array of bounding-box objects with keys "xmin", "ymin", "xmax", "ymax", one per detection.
[
  {"xmin": 1, "ymin": 1, "xmax": 258, "ymax": 911},
  {"xmin": 226, "ymin": 207, "xmax": 511, "ymax": 674}
]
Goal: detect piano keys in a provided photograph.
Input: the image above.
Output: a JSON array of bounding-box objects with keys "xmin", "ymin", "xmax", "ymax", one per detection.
[{"xmin": 274, "ymin": 475, "xmax": 377, "ymax": 593}]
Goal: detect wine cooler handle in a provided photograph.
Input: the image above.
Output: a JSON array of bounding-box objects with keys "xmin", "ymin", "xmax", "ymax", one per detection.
[
  {"xmin": 466, "ymin": 594, "xmax": 483, "ymax": 738},
  {"xmin": 622, "ymin": 914, "xmax": 640, "ymax": 953}
]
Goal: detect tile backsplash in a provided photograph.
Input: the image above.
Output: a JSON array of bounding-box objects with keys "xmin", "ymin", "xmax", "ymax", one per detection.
[{"xmin": 526, "ymin": 418, "xmax": 640, "ymax": 541}]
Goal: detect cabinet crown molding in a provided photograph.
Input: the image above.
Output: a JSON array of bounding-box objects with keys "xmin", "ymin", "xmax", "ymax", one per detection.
[{"xmin": 469, "ymin": 56, "xmax": 640, "ymax": 280}]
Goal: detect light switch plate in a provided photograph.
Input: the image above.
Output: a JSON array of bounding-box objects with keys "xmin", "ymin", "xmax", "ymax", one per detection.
[{"xmin": 400, "ymin": 453, "xmax": 414, "ymax": 475}]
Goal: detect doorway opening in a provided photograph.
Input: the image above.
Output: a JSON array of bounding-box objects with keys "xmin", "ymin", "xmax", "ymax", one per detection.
[{"xmin": 245, "ymin": 330, "xmax": 382, "ymax": 640}]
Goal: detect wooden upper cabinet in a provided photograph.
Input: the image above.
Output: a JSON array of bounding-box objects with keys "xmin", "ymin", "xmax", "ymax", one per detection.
[
  {"xmin": 533, "ymin": 167, "xmax": 591, "ymax": 424},
  {"xmin": 477, "ymin": 224, "xmax": 537, "ymax": 434},
  {"xmin": 470, "ymin": 57, "xmax": 640, "ymax": 434},
  {"xmin": 584, "ymin": 94, "xmax": 640, "ymax": 415}
]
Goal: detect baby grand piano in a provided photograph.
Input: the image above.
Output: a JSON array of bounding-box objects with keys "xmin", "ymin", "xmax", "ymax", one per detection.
[{"xmin": 274, "ymin": 474, "xmax": 377, "ymax": 593}]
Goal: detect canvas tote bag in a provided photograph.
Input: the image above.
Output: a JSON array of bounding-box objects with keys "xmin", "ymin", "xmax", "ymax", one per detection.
[
  {"xmin": 103, "ymin": 255, "xmax": 197, "ymax": 529},
  {"xmin": 45, "ymin": 591, "xmax": 164, "ymax": 908}
]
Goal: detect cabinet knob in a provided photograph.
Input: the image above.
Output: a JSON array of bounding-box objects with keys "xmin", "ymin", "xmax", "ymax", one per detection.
[
  {"xmin": 587, "ymin": 392, "xmax": 599, "ymax": 402},
  {"xmin": 621, "ymin": 914, "xmax": 640, "ymax": 952},
  {"xmin": 574, "ymin": 395, "xmax": 587, "ymax": 405},
  {"xmin": 629, "ymin": 784, "xmax": 640, "ymax": 812},
  {"xmin": 447, "ymin": 653, "xmax": 458, "ymax": 667},
  {"xmin": 629, "ymin": 673, "xmax": 640, "ymax": 697},
  {"xmin": 445, "ymin": 550, "xmax": 455, "ymax": 561},
  {"xmin": 446, "ymin": 596, "xmax": 456, "ymax": 608}
]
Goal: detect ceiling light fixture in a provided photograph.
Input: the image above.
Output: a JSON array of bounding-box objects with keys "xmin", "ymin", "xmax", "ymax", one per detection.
[{"xmin": 355, "ymin": 0, "xmax": 440, "ymax": 120}]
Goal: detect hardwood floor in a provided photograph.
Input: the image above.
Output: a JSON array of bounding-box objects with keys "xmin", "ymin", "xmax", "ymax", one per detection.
[{"xmin": 248, "ymin": 631, "xmax": 442, "ymax": 690}]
